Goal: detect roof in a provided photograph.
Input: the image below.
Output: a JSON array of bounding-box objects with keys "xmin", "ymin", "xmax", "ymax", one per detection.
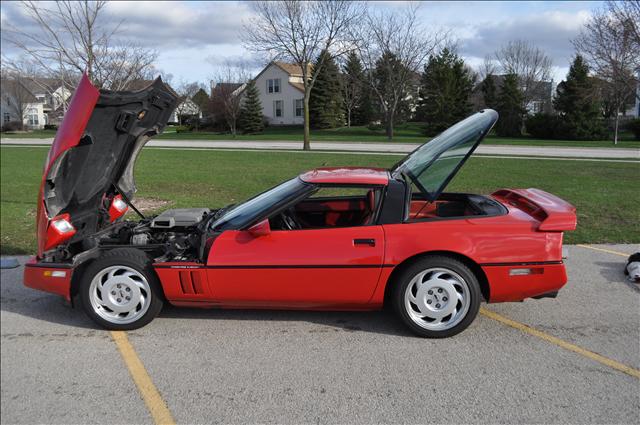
[
  {"xmin": 299, "ymin": 167, "xmax": 389, "ymax": 185},
  {"xmin": 0, "ymin": 79, "xmax": 38, "ymax": 103},
  {"xmin": 290, "ymin": 82, "xmax": 305, "ymax": 93},
  {"xmin": 211, "ymin": 82, "xmax": 244, "ymax": 96},
  {"xmin": 273, "ymin": 61, "xmax": 312, "ymax": 77}
]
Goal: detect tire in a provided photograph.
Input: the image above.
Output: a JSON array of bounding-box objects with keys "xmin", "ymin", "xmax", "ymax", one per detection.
[
  {"xmin": 392, "ymin": 256, "xmax": 481, "ymax": 338},
  {"xmin": 79, "ymin": 248, "xmax": 164, "ymax": 330}
]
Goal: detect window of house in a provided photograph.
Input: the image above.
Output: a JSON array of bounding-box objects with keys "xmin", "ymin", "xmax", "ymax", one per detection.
[
  {"xmin": 27, "ymin": 108, "xmax": 38, "ymax": 126},
  {"xmin": 274, "ymin": 100, "xmax": 283, "ymax": 117},
  {"xmin": 3, "ymin": 113, "xmax": 10, "ymax": 123},
  {"xmin": 267, "ymin": 78, "xmax": 281, "ymax": 94},
  {"xmin": 294, "ymin": 99, "xmax": 303, "ymax": 117}
]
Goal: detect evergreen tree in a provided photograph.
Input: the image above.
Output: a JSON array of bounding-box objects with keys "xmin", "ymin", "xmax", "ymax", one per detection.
[
  {"xmin": 553, "ymin": 55, "xmax": 606, "ymax": 140},
  {"xmin": 480, "ymin": 75, "xmax": 497, "ymax": 109},
  {"xmin": 309, "ymin": 50, "xmax": 343, "ymax": 129},
  {"xmin": 373, "ymin": 51, "xmax": 412, "ymax": 138},
  {"xmin": 416, "ymin": 48, "xmax": 475, "ymax": 135},
  {"xmin": 495, "ymin": 73, "xmax": 525, "ymax": 137},
  {"xmin": 342, "ymin": 52, "xmax": 371, "ymax": 126},
  {"xmin": 239, "ymin": 79, "xmax": 264, "ymax": 134}
]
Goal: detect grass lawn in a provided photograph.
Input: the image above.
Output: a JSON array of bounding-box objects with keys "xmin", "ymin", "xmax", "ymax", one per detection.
[
  {"xmin": 3, "ymin": 123, "xmax": 639, "ymax": 149},
  {"xmin": 1, "ymin": 146, "xmax": 638, "ymax": 255}
]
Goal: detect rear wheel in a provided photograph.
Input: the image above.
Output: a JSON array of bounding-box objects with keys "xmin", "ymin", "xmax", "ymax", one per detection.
[
  {"xmin": 79, "ymin": 249, "xmax": 163, "ymax": 330},
  {"xmin": 393, "ymin": 256, "xmax": 481, "ymax": 338}
]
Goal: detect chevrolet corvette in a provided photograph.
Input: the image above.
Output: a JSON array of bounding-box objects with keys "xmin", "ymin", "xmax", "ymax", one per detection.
[{"xmin": 24, "ymin": 75, "xmax": 577, "ymax": 337}]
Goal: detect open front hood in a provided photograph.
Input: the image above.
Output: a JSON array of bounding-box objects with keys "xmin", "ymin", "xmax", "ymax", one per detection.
[
  {"xmin": 391, "ymin": 109, "xmax": 498, "ymax": 201},
  {"xmin": 36, "ymin": 74, "xmax": 178, "ymax": 256}
]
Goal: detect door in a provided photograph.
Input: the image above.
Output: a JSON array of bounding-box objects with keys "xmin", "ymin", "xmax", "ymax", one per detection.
[{"xmin": 206, "ymin": 226, "xmax": 385, "ymax": 307}]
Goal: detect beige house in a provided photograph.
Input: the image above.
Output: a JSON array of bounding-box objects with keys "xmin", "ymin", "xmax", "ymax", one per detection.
[{"xmin": 252, "ymin": 61, "xmax": 309, "ymax": 125}]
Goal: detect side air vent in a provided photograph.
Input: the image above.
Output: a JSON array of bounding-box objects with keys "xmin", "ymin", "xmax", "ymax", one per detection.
[{"xmin": 178, "ymin": 270, "xmax": 206, "ymax": 295}]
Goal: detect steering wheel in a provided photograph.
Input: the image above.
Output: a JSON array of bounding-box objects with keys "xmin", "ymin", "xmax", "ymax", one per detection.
[{"xmin": 281, "ymin": 208, "xmax": 300, "ymax": 230}]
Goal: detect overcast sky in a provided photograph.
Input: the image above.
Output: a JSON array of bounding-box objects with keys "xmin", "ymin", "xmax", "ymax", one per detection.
[{"xmin": 1, "ymin": 0, "xmax": 604, "ymax": 85}]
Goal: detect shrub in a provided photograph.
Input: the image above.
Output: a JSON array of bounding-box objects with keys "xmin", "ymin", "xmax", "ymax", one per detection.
[
  {"xmin": 525, "ymin": 113, "xmax": 560, "ymax": 139},
  {"xmin": 626, "ymin": 118, "xmax": 640, "ymax": 140},
  {"xmin": 44, "ymin": 124, "xmax": 58, "ymax": 130},
  {"xmin": 1, "ymin": 121, "xmax": 22, "ymax": 132},
  {"xmin": 175, "ymin": 125, "xmax": 192, "ymax": 133},
  {"xmin": 367, "ymin": 122, "xmax": 383, "ymax": 131}
]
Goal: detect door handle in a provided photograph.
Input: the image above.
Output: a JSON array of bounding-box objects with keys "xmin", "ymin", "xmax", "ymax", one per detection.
[{"xmin": 353, "ymin": 238, "xmax": 376, "ymax": 247}]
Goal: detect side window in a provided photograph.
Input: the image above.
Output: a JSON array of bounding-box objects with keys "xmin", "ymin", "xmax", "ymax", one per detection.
[
  {"xmin": 272, "ymin": 185, "xmax": 382, "ymax": 230},
  {"xmin": 274, "ymin": 100, "xmax": 283, "ymax": 117}
]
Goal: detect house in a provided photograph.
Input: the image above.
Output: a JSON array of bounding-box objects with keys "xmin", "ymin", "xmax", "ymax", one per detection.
[
  {"xmin": 1, "ymin": 77, "xmax": 72, "ymax": 129},
  {"xmin": 169, "ymin": 98, "xmax": 202, "ymax": 124},
  {"xmin": 251, "ymin": 61, "xmax": 310, "ymax": 125}
]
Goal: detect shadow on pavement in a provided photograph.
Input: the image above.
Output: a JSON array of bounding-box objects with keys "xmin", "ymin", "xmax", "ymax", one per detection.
[{"xmin": 594, "ymin": 261, "xmax": 640, "ymax": 293}]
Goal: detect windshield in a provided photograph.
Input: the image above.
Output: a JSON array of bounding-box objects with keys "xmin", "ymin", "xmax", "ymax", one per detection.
[
  {"xmin": 211, "ymin": 177, "xmax": 312, "ymax": 231},
  {"xmin": 392, "ymin": 110, "xmax": 498, "ymax": 201}
]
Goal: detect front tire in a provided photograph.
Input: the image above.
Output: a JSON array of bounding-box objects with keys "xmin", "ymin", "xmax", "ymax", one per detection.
[
  {"xmin": 393, "ymin": 256, "xmax": 481, "ymax": 338},
  {"xmin": 79, "ymin": 248, "xmax": 164, "ymax": 330}
]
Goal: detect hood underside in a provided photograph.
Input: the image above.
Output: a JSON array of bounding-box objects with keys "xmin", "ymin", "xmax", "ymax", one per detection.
[{"xmin": 38, "ymin": 74, "xmax": 178, "ymax": 254}]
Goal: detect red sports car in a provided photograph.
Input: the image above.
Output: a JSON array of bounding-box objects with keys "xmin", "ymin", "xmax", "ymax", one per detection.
[{"xmin": 24, "ymin": 75, "xmax": 577, "ymax": 337}]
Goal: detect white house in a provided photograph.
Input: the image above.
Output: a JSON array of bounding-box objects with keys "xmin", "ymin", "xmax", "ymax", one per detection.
[
  {"xmin": 1, "ymin": 77, "xmax": 72, "ymax": 129},
  {"xmin": 252, "ymin": 61, "xmax": 308, "ymax": 125},
  {"xmin": 169, "ymin": 98, "xmax": 203, "ymax": 124}
]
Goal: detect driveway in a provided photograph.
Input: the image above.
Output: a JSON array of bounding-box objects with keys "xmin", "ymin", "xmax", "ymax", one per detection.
[
  {"xmin": 2, "ymin": 138, "xmax": 639, "ymax": 159},
  {"xmin": 1, "ymin": 244, "xmax": 639, "ymax": 424}
]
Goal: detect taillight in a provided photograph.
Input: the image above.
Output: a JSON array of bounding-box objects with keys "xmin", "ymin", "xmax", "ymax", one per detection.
[
  {"xmin": 109, "ymin": 194, "xmax": 129, "ymax": 222},
  {"xmin": 44, "ymin": 213, "xmax": 76, "ymax": 251}
]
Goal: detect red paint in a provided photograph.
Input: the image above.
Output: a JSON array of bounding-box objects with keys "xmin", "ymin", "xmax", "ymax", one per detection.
[
  {"xmin": 299, "ymin": 167, "xmax": 389, "ymax": 185},
  {"xmin": 23, "ymin": 257, "xmax": 72, "ymax": 301},
  {"xmin": 492, "ymin": 188, "xmax": 577, "ymax": 232},
  {"xmin": 36, "ymin": 74, "xmax": 101, "ymax": 256}
]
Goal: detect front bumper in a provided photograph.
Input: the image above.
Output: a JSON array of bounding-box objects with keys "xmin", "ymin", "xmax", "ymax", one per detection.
[{"xmin": 23, "ymin": 257, "xmax": 73, "ymax": 301}]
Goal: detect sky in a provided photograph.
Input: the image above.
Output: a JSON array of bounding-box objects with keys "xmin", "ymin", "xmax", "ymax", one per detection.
[{"xmin": 0, "ymin": 0, "xmax": 605, "ymax": 86}]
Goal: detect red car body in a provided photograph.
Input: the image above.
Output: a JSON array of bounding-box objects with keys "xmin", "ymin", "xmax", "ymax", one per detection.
[{"xmin": 23, "ymin": 75, "xmax": 577, "ymax": 334}]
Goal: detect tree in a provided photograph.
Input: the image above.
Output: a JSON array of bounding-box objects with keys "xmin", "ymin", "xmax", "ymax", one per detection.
[
  {"xmin": 553, "ymin": 55, "xmax": 606, "ymax": 140},
  {"xmin": 341, "ymin": 52, "xmax": 366, "ymax": 127},
  {"xmin": 495, "ymin": 73, "xmax": 525, "ymax": 137},
  {"xmin": 309, "ymin": 51, "xmax": 343, "ymax": 129},
  {"xmin": 3, "ymin": 1, "xmax": 158, "ymax": 90},
  {"xmin": 192, "ymin": 89, "xmax": 210, "ymax": 118},
  {"xmin": 174, "ymin": 82, "xmax": 201, "ymax": 126},
  {"xmin": 243, "ymin": 1, "xmax": 363, "ymax": 150},
  {"xmin": 239, "ymin": 80, "xmax": 264, "ymax": 134},
  {"xmin": 0, "ymin": 72, "xmax": 35, "ymax": 130},
  {"xmin": 210, "ymin": 63, "xmax": 249, "ymax": 136},
  {"xmin": 480, "ymin": 75, "xmax": 498, "ymax": 109},
  {"xmin": 573, "ymin": 2, "xmax": 640, "ymax": 144},
  {"xmin": 355, "ymin": 5, "xmax": 445, "ymax": 141},
  {"xmin": 493, "ymin": 40, "xmax": 553, "ymax": 110},
  {"xmin": 416, "ymin": 48, "xmax": 475, "ymax": 135}
]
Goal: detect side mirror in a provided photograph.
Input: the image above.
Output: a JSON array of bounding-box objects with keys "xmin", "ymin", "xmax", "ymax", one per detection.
[{"xmin": 247, "ymin": 219, "xmax": 271, "ymax": 237}]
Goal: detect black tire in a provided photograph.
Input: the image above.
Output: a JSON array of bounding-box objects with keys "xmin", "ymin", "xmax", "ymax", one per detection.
[
  {"xmin": 392, "ymin": 256, "xmax": 481, "ymax": 338},
  {"xmin": 79, "ymin": 248, "xmax": 164, "ymax": 330}
]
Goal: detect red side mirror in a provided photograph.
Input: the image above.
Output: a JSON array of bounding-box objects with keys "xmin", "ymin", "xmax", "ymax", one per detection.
[{"xmin": 248, "ymin": 219, "xmax": 271, "ymax": 237}]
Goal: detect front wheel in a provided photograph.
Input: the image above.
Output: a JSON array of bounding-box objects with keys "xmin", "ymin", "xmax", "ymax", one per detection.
[
  {"xmin": 79, "ymin": 249, "xmax": 164, "ymax": 330},
  {"xmin": 393, "ymin": 256, "xmax": 481, "ymax": 338}
]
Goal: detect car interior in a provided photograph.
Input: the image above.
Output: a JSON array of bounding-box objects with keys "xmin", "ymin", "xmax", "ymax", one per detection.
[{"xmin": 408, "ymin": 192, "xmax": 505, "ymax": 220}]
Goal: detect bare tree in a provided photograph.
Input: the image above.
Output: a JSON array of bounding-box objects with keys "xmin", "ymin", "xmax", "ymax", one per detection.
[
  {"xmin": 608, "ymin": 0, "xmax": 640, "ymax": 49},
  {"xmin": 3, "ymin": 1, "xmax": 157, "ymax": 90},
  {"xmin": 243, "ymin": 1, "xmax": 363, "ymax": 150},
  {"xmin": 574, "ymin": 3, "xmax": 640, "ymax": 144},
  {"xmin": 0, "ymin": 71, "xmax": 36, "ymax": 130},
  {"xmin": 210, "ymin": 62, "xmax": 250, "ymax": 136},
  {"xmin": 494, "ymin": 40, "xmax": 553, "ymax": 109},
  {"xmin": 355, "ymin": 5, "xmax": 445, "ymax": 141},
  {"xmin": 174, "ymin": 81, "xmax": 202, "ymax": 126}
]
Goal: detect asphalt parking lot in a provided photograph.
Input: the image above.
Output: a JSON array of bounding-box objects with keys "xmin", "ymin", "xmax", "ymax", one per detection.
[{"xmin": 1, "ymin": 244, "xmax": 639, "ymax": 424}]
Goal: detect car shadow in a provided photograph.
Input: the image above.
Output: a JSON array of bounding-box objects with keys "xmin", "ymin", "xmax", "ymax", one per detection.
[
  {"xmin": 1, "ymin": 262, "xmax": 411, "ymax": 336},
  {"xmin": 594, "ymin": 261, "xmax": 640, "ymax": 293},
  {"xmin": 158, "ymin": 304, "xmax": 413, "ymax": 337}
]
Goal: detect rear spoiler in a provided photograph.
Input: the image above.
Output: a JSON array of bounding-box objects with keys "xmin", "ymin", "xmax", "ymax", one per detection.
[{"xmin": 492, "ymin": 188, "xmax": 577, "ymax": 232}]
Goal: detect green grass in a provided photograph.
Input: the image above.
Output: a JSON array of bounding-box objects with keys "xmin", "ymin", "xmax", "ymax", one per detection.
[
  {"xmin": 1, "ymin": 146, "xmax": 638, "ymax": 255},
  {"xmin": 155, "ymin": 123, "xmax": 640, "ymax": 148},
  {"xmin": 3, "ymin": 124, "xmax": 639, "ymax": 148}
]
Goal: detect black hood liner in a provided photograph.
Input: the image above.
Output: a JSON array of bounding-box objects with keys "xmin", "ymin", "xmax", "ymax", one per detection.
[{"xmin": 44, "ymin": 78, "xmax": 178, "ymax": 242}]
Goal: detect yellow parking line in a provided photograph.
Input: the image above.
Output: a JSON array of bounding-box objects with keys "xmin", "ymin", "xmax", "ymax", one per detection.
[
  {"xmin": 576, "ymin": 244, "xmax": 630, "ymax": 258},
  {"xmin": 111, "ymin": 331, "xmax": 176, "ymax": 425},
  {"xmin": 479, "ymin": 308, "xmax": 640, "ymax": 380}
]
